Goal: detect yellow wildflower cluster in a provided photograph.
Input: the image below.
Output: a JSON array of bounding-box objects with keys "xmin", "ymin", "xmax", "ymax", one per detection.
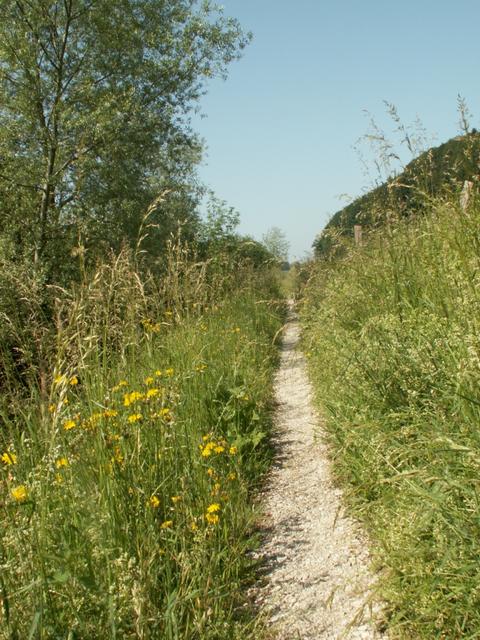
[
  {"xmin": 123, "ymin": 391, "xmax": 144, "ymax": 407},
  {"xmin": 149, "ymin": 495, "xmax": 160, "ymax": 508},
  {"xmin": 205, "ymin": 502, "xmax": 221, "ymax": 525},
  {"xmin": 11, "ymin": 485, "xmax": 28, "ymax": 503},
  {"xmin": 141, "ymin": 318, "xmax": 161, "ymax": 333},
  {"xmin": 1, "ymin": 451, "xmax": 17, "ymax": 466}
]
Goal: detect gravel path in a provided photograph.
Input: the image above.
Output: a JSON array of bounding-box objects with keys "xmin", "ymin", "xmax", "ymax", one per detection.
[{"xmin": 253, "ymin": 306, "xmax": 383, "ymax": 640}]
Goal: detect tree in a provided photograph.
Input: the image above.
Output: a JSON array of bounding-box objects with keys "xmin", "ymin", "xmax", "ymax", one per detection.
[
  {"xmin": 0, "ymin": 0, "xmax": 250, "ymax": 277},
  {"xmin": 262, "ymin": 226, "xmax": 290, "ymax": 263}
]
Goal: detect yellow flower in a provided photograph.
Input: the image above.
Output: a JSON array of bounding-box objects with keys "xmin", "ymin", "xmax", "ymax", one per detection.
[
  {"xmin": 1, "ymin": 451, "xmax": 17, "ymax": 466},
  {"xmin": 227, "ymin": 472, "xmax": 237, "ymax": 481},
  {"xmin": 171, "ymin": 495, "xmax": 182, "ymax": 504},
  {"xmin": 127, "ymin": 413, "xmax": 142, "ymax": 424},
  {"xmin": 103, "ymin": 409, "xmax": 118, "ymax": 418},
  {"xmin": 112, "ymin": 446, "xmax": 124, "ymax": 464},
  {"xmin": 201, "ymin": 442, "xmax": 214, "ymax": 458},
  {"xmin": 149, "ymin": 495, "xmax": 160, "ymax": 508},
  {"xmin": 214, "ymin": 445, "xmax": 225, "ymax": 454},
  {"xmin": 211, "ymin": 482, "xmax": 221, "ymax": 495},
  {"xmin": 205, "ymin": 513, "xmax": 219, "ymax": 525},
  {"xmin": 56, "ymin": 457, "xmax": 69, "ymax": 468},
  {"xmin": 207, "ymin": 467, "xmax": 215, "ymax": 477},
  {"xmin": 206, "ymin": 503, "xmax": 221, "ymax": 514},
  {"xmin": 48, "ymin": 404, "xmax": 56, "ymax": 414},
  {"xmin": 63, "ymin": 419, "xmax": 76, "ymax": 431},
  {"xmin": 155, "ymin": 370, "xmax": 162, "ymax": 377},
  {"xmin": 164, "ymin": 368, "xmax": 174, "ymax": 377},
  {"xmin": 190, "ymin": 520, "xmax": 198, "ymax": 531},
  {"xmin": 54, "ymin": 374, "xmax": 66, "ymax": 385},
  {"xmin": 144, "ymin": 376, "xmax": 154, "ymax": 386},
  {"xmin": 112, "ymin": 380, "xmax": 128, "ymax": 392},
  {"xmin": 160, "ymin": 520, "xmax": 173, "ymax": 529},
  {"xmin": 152, "ymin": 407, "xmax": 172, "ymax": 421},
  {"xmin": 146, "ymin": 387, "xmax": 160, "ymax": 399},
  {"xmin": 69, "ymin": 375, "xmax": 79, "ymax": 386},
  {"xmin": 123, "ymin": 391, "xmax": 144, "ymax": 407},
  {"xmin": 229, "ymin": 446, "xmax": 238, "ymax": 455},
  {"xmin": 11, "ymin": 485, "xmax": 28, "ymax": 503}
]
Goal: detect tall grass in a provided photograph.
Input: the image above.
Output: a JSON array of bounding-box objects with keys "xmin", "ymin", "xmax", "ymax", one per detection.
[
  {"xmin": 300, "ymin": 192, "xmax": 480, "ymax": 638},
  {"xmin": 0, "ymin": 246, "xmax": 284, "ymax": 639}
]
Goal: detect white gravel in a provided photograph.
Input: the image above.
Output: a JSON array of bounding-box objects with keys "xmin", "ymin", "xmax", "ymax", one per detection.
[{"xmin": 252, "ymin": 306, "xmax": 384, "ymax": 639}]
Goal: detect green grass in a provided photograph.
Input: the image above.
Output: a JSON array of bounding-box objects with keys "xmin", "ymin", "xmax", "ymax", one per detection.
[
  {"xmin": 300, "ymin": 194, "xmax": 480, "ymax": 639},
  {"xmin": 0, "ymin": 291, "xmax": 283, "ymax": 639}
]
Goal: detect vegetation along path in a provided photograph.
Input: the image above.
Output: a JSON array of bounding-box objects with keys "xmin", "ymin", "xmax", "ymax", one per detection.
[{"xmin": 254, "ymin": 304, "xmax": 382, "ymax": 639}]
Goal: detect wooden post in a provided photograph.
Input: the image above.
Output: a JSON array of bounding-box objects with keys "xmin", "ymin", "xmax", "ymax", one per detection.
[
  {"xmin": 460, "ymin": 180, "xmax": 473, "ymax": 212},
  {"xmin": 354, "ymin": 224, "xmax": 363, "ymax": 246}
]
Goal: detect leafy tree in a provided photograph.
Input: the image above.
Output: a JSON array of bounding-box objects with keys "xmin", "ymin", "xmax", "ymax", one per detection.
[
  {"xmin": 0, "ymin": 0, "xmax": 250, "ymax": 277},
  {"xmin": 262, "ymin": 226, "xmax": 290, "ymax": 262}
]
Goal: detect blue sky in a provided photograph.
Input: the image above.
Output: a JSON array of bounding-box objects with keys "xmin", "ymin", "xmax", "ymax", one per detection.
[{"xmin": 193, "ymin": 0, "xmax": 480, "ymax": 259}]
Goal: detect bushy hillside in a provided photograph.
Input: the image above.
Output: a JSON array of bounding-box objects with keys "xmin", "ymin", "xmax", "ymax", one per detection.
[{"xmin": 313, "ymin": 131, "xmax": 480, "ymax": 255}]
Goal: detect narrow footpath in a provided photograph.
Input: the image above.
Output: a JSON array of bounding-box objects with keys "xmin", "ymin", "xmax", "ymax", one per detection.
[{"xmin": 253, "ymin": 306, "xmax": 383, "ymax": 639}]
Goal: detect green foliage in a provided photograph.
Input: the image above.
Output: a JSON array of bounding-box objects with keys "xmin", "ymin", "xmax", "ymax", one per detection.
[
  {"xmin": 0, "ymin": 249, "xmax": 283, "ymax": 639},
  {"xmin": 0, "ymin": 0, "xmax": 250, "ymax": 276},
  {"xmin": 301, "ymin": 193, "xmax": 480, "ymax": 638},
  {"xmin": 313, "ymin": 132, "xmax": 480, "ymax": 256},
  {"xmin": 262, "ymin": 226, "xmax": 290, "ymax": 263}
]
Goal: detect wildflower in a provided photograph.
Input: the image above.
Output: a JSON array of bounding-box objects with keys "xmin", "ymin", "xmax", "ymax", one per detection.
[
  {"xmin": 207, "ymin": 467, "xmax": 215, "ymax": 477},
  {"xmin": 206, "ymin": 503, "xmax": 220, "ymax": 514},
  {"xmin": 103, "ymin": 409, "xmax": 118, "ymax": 418},
  {"xmin": 227, "ymin": 472, "xmax": 236, "ymax": 481},
  {"xmin": 229, "ymin": 446, "xmax": 238, "ymax": 455},
  {"xmin": 190, "ymin": 520, "xmax": 198, "ymax": 531},
  {"xmin": 155, "ymin": 370, "xmax": 162, "ymax": 377},
  {"xmin": 212, "ymin": 482, "xmax": 221, "ymax": 495},
  {"xmin": 149, "ymin": 495, "xmax": 160, "ymax": 508},
  {"xmin": 69, "ymin": 375, "xmax": 79, "ymax": 386},
  {"xmin": 127, "ymin": 413, "xmax": 142, "ymax": 424},
  {"xmin": 171, "ymin": 495, "xmax": 182, "ymax": 504},
  {"xmin": 144, "ymin": 376, "xmax": 154, "ymax": 386},
  {"xmin": 201, "ymin": 442, "xmax": 214, "ymax": 458},
  {"xmin": 54, "ymin": 374, "xmax": 66, "ymax": 385},
  {"xmin": 112, "ymin": 446, "xmax": 124, "ymax": 464},
  {"xmin": 164, "ymin": 368, "xmax": 174, "ymax": 377},
  {"xmin": 205, "ymin": 513, "xmax": 219, "ymax": 525},
  {"xmin": 152, "ymin": 407, "xmax": 172, "ymax": 421},
  {"xmin": 11, "ymin": 485, "xmax": 28, "ymax": 503},
  {"xmin": 160, "ymin": 520, "xmax": 173, "ymax": 529},
  {"xmin": 63, "ymin": 419, "xmax": 76, "ymax": 431},
  {"xmin": 1, "ymin": 452, "xmax": 17, "ymax": 466},
  {"xmin": 214, "ymin": 445, "xmax": 225, "ymax": 454},
  {"xmin": 146, "ymin": 387, "xmax": 160, "ymax": 399},
  {"xmin": 56, "ymin": 457, "xmax": 69, "ymax": 469},
  {"xmin": 123, "ymin": 391, "xmax": 144, "ymax": 407},
  {"xmin": 48, "ymin": 404, "xmax": 56, "ymax": 414},
  {"xmin": 112, "ymin": 380, "xmax": 128, "ymax": 392}
]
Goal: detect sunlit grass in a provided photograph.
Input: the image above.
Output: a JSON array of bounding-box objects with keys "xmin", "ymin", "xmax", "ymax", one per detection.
[
  {"xmin": 301, "ymin": 194, "xmax": 480, "ymax": 638},
  {"xmin": 0, "ymin": 267, "xmax": 283, "ymax": 639}
]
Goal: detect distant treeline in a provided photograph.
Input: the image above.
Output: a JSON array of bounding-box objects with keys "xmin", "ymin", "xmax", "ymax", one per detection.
[{"xmin": 313, "ymin": 131, "xmax": 480, "ymax": 255}]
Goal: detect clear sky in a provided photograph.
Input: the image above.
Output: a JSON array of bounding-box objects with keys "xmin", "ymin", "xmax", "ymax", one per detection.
[{"xmin": 192, "ymin": 0, "xmax": 480, "ymax": 260}]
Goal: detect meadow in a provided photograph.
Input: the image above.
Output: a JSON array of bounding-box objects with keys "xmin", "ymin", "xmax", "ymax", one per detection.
[
  {"xmin": 300, "ymin": 191, "xmax": 480, "ymax": 638},
  {"xmin": 0, "ymin": 246, "xmax": 284, "ymax": 639}
]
